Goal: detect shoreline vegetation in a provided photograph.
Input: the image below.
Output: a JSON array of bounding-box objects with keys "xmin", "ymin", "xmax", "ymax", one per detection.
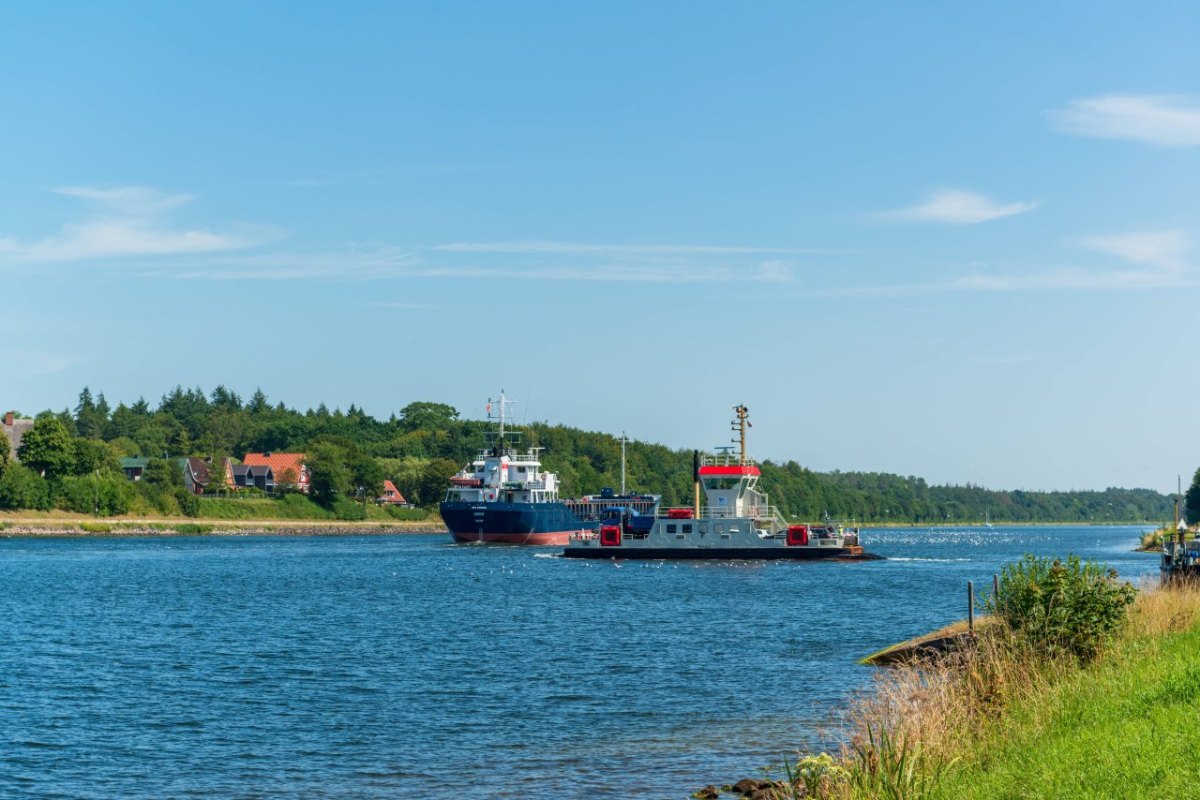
[
  {"xmin": 702, "ymin": 556, "xmax": 1198, "ymax": 800},
  {"xmin": 0, "ymin": 511, "xmax": 443, "ymax": 537},
  {"xmin": 1, "ymin": 386, "xmax": 1185, "ymax": 526}
]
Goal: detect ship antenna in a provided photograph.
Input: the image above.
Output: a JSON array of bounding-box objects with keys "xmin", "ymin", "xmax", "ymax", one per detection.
[
  {"xmin": 732, "ymin": 404, "xmax": 750, "ymax": 465},
  {"xmin": 620, "ymin": 431, "xmax": 627, "ymax": 495}
]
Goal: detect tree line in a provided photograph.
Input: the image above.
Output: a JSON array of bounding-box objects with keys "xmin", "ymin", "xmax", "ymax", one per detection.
[{"xmin": 0, "ymin": 385, "xmax": 1179, "ymax": 523}]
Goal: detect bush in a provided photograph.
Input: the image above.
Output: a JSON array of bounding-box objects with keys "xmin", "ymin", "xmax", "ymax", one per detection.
[
  {"xmin": 384, "ymin": 505, "xmax": 428, "ymax": 521},
  {"xmin": 57, "ymin": 471, "xmax": 134, "ymax": 516},
  {"xmin": 173, "ymin": 523, "xmax": 213, "ymax": 534},
  {"xmin": 79, "ymin": 522, "xmax": 112, "ymax": 533},
  {"xmin": 0, "ymin": 464, "xmax": 51, "ymax": 510},
  {"xmin": 333, "ymin": 498, "xmax": 367, "ymax": 521},
  {"xmin": 990, "ymin": 554, "xmax": 1136, "ymax": 661}
]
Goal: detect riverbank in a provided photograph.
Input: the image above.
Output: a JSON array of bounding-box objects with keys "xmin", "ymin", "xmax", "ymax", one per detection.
[
  {"xmin": 716, "ymin": 575, "xmax": 1200, "ymax": 799},
  {"xmin": 0, "ymin": 513, "xmax": 445, "ymax": 537}
]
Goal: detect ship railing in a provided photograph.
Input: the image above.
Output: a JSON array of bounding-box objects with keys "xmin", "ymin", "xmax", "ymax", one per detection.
[
  {"xmin": 669, "ymin": 505, "xmax": 787, "ymax": 524},
  {"xmin": 700, "ymin": 454, "xmax": 758, "ymax": 467}
]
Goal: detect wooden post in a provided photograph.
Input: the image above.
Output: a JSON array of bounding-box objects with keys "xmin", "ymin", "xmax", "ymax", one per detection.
[
  {"xmin": 993, "ymin": 573, "xmax": 1000, "ymax": 602},
  {"xmin": 967, "ymin": 581, "xmax": 975, "ymax": 635}
]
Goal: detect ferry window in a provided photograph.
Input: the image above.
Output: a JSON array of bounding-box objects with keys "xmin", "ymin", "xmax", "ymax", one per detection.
[
  {"xmin": 715, "ymin": 523, "xmax": 724, "ymax": 534},
  {"xmin": 699, "ymin": 524, "xmax": 708, "ymax": 534},
  {"xmin": 666, "ymin": 524, "xmax": 677, "ymax": 534},
  {"xmin": 682, "ymin": 524, "xmax": 692, "ymax": 534},
  {"xmin": 518, "ymin": 466, "xmax": 526, "ymax": 473}
]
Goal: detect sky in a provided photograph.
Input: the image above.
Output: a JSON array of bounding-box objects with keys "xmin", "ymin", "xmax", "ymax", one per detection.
[{"xmin": 2, "ymin": 2, "xmax": 1198, "ymax": 493}]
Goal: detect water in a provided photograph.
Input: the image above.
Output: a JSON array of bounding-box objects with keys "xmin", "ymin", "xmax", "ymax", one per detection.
[{"xmin": 0, "ymin": 526, "xmax": 1158, "ymax": 798}]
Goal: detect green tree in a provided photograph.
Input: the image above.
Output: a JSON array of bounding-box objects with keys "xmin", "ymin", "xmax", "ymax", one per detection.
[
  {"xmin": 18, "ymin": 416, "xmax": 75, "ymax": 478},
  {"xmin": 0, "ymin": 428, "xmax": 9, "ymax": 478},
  {"xmin": 416, "ymin": 457, "xmax": 459, "ymax": 508},
  {"xmin": 307, "ymin": 443, "xmax": 352, "ymax": 507},
  {"xmin": 0, "ymin": 464, "xmax": 51, "ymax": 510},
  {"xmin": 399, "ymin": 401, "xmax": 460, "ymax": 433},
  {"xmin": 73, "ymin": 439, "xmax": 121, "ymax": 475},
  {"xmin": 1185, "ymin": 467, "xmax": 1200, "ymax": 528}
]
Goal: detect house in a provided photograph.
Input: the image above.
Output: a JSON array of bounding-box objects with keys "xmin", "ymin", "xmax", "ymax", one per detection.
[
  {"xmin": 2, "ymin": 411, "xmax": 34, "ymax": 463},
  {"xmin": 121, "ymin": 457, "xmax": 150, "ymax": 481},
  {"xmin": 377, "ymin": 479, "xmax": 409, "ymax": 506},
  {"xmin": 231, "ymin": 463, "xmax": 274, "ymax": 492},
  {"xmin": 241, "ymin": 452, "xmax": 309, "ymax": 493},
  {"xmin": 179, "ymin": 457, "xmax": 223, "ymax": 495}
]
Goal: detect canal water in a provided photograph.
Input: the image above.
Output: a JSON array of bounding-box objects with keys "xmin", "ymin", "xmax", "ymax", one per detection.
[{"xmin": 0, "ymin": 526, "xmax": 1158, "ymax": 798}]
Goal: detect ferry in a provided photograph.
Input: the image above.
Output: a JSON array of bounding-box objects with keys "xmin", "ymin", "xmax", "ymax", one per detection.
[
  {"xmin": 440, "ymin": 392, "xmax": 659, "ymax": 545},
  {"xmin": 563, "ymin": 405, "xmax": 882, "ymax": 561}
]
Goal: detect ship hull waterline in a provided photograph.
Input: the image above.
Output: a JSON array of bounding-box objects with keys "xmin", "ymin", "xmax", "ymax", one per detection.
[
  {"xmin": 562, "ymin": 546, "xmax": 884, "ymax": 561},
  {"xmin": 441, "ymin": 500, "xmax": 592, "ymax": 547}
]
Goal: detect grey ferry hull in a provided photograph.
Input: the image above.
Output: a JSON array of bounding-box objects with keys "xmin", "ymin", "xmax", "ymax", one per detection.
[{"xmin": 562, "ymin": 545, "xmax": 882, "ymax": 560}]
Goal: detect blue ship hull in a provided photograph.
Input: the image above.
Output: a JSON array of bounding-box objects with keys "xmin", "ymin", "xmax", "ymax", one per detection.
[{"xmin": 440, "ymin": 501, "xmax": 593, "ymax": 544}]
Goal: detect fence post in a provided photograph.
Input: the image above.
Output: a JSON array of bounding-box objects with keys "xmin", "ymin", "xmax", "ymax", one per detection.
[
  {"xmin": 967, "ymin": 581, "xmax": 975, "ymax": 635},
  {"xmin": 993, "ymin": 573, "xmax": 999, "ymax": 602}
]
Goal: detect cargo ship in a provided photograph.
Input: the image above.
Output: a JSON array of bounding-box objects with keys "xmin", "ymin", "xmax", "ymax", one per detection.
[
  {"xmin": 563, "ymin": 405, "xmax": 882, "ymax": 561},
  {"xmin": 440, "ymin": 392, "xmax": 658, "ymax": 545}
]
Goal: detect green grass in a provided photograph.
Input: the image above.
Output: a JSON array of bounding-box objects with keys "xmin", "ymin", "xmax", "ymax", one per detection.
[
  {"xmin": 197, "ymin": 495, "xmax": 336, "ymax": 520},
  {"xmin": 931, "ymin": 626, "xmax": 1200, "ymax": 799}
]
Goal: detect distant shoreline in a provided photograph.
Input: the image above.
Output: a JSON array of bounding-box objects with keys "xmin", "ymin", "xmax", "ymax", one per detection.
[{"xmin": 0, "ymin": 518, "xmax": 446, "ymax": 538}]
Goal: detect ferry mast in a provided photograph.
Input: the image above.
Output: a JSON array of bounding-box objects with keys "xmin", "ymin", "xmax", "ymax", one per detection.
[{"xmin": 732, "ymin": 404, "xmax": 751, "ymax": 465}]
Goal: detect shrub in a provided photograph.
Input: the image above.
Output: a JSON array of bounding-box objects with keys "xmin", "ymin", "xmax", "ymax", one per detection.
[
  {"xmin": 56, "ymin": 471, "xmax": 133, "ymax": 516},
  {"xmin": 989, "ymin": 554, "xmax": 1136, "ymax": 661},
  {"xmin": 333, "ymin": 498, "xmax": 367, "ymax": 521},
  {"xmin": 0, "ymin": 464, "xmax": 51, "ymax": 510},
  {"xmin": 385, "ymin": 505, "xmax": 428, "ymax": 521},
  {"xmin": 173, "ymin": 523, "xmax": 213, "ymax": 535},
  {"xmin": 79, "ymin": 522, "xmax": 112, "ymax": 533}
]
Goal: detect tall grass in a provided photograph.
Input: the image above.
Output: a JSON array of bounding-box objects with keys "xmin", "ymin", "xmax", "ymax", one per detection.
[{"xmin": 763, "ymin": 556, "xmax": 1185, "ymax": 800}]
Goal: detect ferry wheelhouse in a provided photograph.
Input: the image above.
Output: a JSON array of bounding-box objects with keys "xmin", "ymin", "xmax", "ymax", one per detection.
[{"xmin": 563, "ymin": 405, "xmax": 881, "ymax": 561}]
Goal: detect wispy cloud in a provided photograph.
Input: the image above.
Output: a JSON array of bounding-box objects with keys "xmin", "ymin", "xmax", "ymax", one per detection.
[
  {"xmin": 1077, "ymin": 229, "xmax": 1189, "ymax": 269},
  {"xmin": 968, "ymin": 353, "xmax": 1058, "ymax": 365},
  {"xmin": 883, "ymin": 189, "xmax": 1038, "ymax": 225},
  {"xmin": 0, "ymin": 186, "xmax": 272, "ymax": 263},
  {"xmin": 430, "ymin": 241, "xmax": 806, "ymax": 255},
  {"xmin": 1050, "ymin": 94, "xmax": 1200, "ymax": 147},
  {"xmin": 0, "ymin": 347, "xmax": 75, "ymax": 378},
  {"xmin": 167, "ymin": 246, "xmax": 801, "ymax": 284}
]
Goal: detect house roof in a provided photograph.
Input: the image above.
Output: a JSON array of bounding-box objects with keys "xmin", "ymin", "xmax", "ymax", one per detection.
[
  {"xmin": 242, "ymin": 452, "xmax": 305, "ymax": 480},
  {"xmin": 184, "ymin": 457, "xmax": 211, "ymax": 485},
  {"xmin": 232, "ymin": 464, "xmax": 273, "ymax": 478},
  {"xmin": 121, "ymin": 457, "xmax": 151, "ymax": 469},
  {"xmin": 379, "ymin": 479, "xmax": 407, "ymax": 503},
  {"xmin": 3, "ymin": 416, "xmax": 34, "ymax": 462}
]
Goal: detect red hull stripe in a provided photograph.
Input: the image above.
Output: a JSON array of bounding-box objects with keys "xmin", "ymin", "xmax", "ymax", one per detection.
[
  {"xmin": 450, "ymin": 530, "xmax": 578, "ymax": 546},
  {"xmin": 697, "ymin": 465, "xmax": 761, "ymax": 476}
]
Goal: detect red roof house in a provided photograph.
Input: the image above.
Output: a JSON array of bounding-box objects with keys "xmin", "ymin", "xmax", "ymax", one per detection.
[
  {"xmin": 377, "ymin": 479, "xmax": 408, "ymax": 506},
  {"xmin": 242, "ymin": 452, "xmax": 309, "ymax": 493}
]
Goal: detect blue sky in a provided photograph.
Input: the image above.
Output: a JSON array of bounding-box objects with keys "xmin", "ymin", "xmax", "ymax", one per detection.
[{"xmin": 3, "ymin": 2, "xmax": 1199, "ymax": 492}]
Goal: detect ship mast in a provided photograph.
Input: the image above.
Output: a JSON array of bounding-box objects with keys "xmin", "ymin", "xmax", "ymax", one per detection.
[
  {"xmin": 732, "ymin": 404, "xmax": 751, "ymax": 465},
  {"xmin": 488, "ymin": 390, "xmax": 516, "ymax": 455},
  {"xmin": 620, "ymin": 431, "xmax": 627, "ymax": 495}
]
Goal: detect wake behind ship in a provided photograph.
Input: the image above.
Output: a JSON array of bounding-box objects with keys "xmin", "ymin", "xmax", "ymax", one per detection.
[{"xmin": 440, "ymin": 392, "xmax": 655, "ymax": 545}]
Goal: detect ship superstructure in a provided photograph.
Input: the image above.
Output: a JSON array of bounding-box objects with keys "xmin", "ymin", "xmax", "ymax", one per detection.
[
  {"xmin": 441, "ymin": 392, "xmax": 658, "ymax": 545},
  {"xmin": 563, "ymin": 405, "xmax": 881, "ymax": 561}
]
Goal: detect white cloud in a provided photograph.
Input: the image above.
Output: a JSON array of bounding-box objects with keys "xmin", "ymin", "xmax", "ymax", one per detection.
[
  {"xmin": 883, "ymin": 189, "xmax": 1038, "ymax": 224},
  {"xmin": 1050, "ymin": 94, "xmax": 1200, "ymax": 147},
  {"xmin": 0, "ymin": 347, "xmax": 75, "ymax": 378},
  {"xmin": 1077, "ymin": 229, "xmax": 1189, "ymax": 269},
  {"xmin": 430, "ymin": 241, "xmax": 804, "ymax": 255},
  {"xmin": 0, "ymin": 186, "xmax": 270, "ymax": 263}
]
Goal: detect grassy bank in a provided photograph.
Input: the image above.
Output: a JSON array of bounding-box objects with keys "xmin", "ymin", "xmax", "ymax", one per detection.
[
  {"xmin": 730, "ymin": 566, "xmax": 1200, "ymax": 800},
  {"xmin": 929, "ymin": 593, "xmax": 1200, "ymax": 798}
]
